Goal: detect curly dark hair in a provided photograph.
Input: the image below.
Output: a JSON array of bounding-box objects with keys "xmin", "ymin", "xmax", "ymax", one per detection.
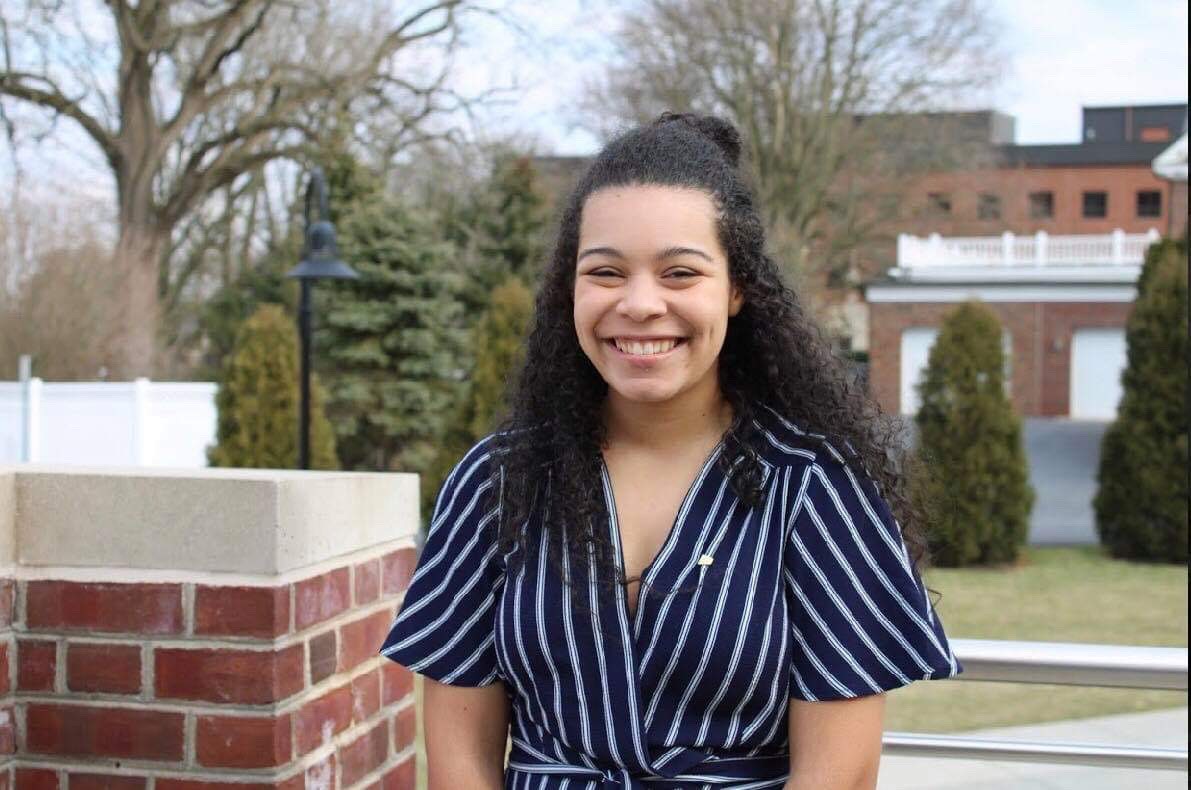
[{"xmin": 492, "ymin": 111, "xmax": 932, "ymax": 611}]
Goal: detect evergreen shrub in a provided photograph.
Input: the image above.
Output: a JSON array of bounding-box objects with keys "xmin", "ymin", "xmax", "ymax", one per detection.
[
  {"xmin": 1093, "ymin": 238, "xmax": 1189, "ymax": 562},
  {"xmin": 912, "ymin": 300, "xmax": 1034, "ymax": 566},
  {"xmin": 208, "ymin": 304, "xmax": 339, "ymax": 470}
]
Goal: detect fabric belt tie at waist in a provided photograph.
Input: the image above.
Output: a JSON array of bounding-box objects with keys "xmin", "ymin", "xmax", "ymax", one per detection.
[
  {"xmin": 506, "ymin": 754, "xmax": 789, "ymax": 788},
  {"xmin": 507, "ymin": 760, "xmax": 647, "ymax": 788}
]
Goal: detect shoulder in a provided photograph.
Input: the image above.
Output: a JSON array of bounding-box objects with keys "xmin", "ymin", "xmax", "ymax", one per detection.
[
  {"xmin": 750, "ymin": 405, "xmax": 882, "ymax": 503},
  {"xmin": 750, "ymin": 404, "xmax": 844, "ymax": 472}
]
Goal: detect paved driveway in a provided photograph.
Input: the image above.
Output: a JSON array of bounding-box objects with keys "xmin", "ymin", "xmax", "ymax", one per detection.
[{"xmin": 1023, "ymin": 418, "xmax": 1109, "ymax": 545}]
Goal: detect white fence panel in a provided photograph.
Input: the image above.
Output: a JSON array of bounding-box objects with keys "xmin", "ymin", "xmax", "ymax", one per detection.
[{"xmin": 0, "ymin": 378, "xmax": 218, "ymax": 467}]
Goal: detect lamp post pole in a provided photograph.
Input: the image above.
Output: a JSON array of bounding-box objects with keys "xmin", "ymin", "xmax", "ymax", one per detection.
[
  {"xmin": 297, "ymin": 277, "xmax": 313, "ymax": 469},
  {"xmin": 286, "ymin": 167, "xmax": 360, "ymax": 470}
]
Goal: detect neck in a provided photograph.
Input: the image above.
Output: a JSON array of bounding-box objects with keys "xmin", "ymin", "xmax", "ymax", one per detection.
[{"xmin": 602, "ymin": 374, "xmax": 733, "ymax": 452}]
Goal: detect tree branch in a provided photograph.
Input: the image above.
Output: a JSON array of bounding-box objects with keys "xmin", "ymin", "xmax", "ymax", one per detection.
[{"xmin": 0, "ymin": 71, "xmax": 120, "ymax": 167}]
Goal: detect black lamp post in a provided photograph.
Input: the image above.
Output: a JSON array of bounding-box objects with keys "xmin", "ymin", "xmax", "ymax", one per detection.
[{"xmin": 285, "ymin": 166, "xmax": 359, "ymax": 470}]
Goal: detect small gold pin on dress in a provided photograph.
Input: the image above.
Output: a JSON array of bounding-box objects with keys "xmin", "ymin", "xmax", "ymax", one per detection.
[{"xmin": 697, "ymin": 554, "xmax": 715, "ymax": 566}]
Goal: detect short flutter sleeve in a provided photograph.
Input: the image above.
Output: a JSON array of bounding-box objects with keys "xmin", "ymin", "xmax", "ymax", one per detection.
[
  {"xmin": 378, "ymin": 439, "xmax": 505, "ymax": 686},
  {"xmin": 783, "ymin": 452, "xmax": 962, "ymax": 701}
]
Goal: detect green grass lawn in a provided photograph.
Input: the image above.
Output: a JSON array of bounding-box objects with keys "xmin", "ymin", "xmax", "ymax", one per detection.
[
  {"xmin": 885, "ymin": 545, "xmax": 1189, "ymax": 733},
  {"xmin": 410, "ymin": 545, "xmax": 1188, "ymax": 786}
]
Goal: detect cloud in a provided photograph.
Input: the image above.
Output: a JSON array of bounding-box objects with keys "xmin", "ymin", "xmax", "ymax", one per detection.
[{"xmin": 994, "ymin": 0, "xmax": 1188, "ymax": 143}]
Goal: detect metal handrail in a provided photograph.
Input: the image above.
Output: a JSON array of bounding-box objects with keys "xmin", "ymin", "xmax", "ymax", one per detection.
[{"xmin": 883, "ymin": 638, "xmax": 1189, "ymax": 772}]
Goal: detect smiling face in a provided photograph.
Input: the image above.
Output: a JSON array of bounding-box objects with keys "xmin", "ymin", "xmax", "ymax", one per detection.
[{"xmin": 573, "ymin": 184, "xmax": 743, "ymax": 406}]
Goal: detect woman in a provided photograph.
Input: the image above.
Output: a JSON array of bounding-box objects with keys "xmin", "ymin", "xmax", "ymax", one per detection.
[{"xmin": 380, "ymin": 112, "xmax": 962, "ymax": 789}]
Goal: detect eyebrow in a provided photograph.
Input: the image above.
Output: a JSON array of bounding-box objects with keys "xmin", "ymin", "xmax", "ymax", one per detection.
[{"xmin": 576, "ymin": 245, "xmax": 715, "ymax": 264}]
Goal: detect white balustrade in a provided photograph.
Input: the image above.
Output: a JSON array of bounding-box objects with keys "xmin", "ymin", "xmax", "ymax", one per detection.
[{"xmin": 897, "ymin": 228, "xmax": 1162, "ymax": 269}]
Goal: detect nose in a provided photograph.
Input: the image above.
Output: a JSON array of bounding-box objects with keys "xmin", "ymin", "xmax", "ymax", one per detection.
[{"xmin": 616, "ymin": 274, "xmax": 667, "ymax": 322}]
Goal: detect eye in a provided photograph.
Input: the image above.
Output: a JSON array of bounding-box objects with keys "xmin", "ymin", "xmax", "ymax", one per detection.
[
  {"xmin": 586, "ymin": 267, "xmax": 622, "ymax": 278},
  {"xmin": 665, "ymin": 268, "xmax": 699, "ymax": 279}
]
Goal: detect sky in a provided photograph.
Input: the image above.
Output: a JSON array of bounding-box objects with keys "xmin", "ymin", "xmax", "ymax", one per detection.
[
  {"xmin": 469, "ymin": 0, "xmax": 1190, "ymax": 154},
  {"xmin": 2, "ymin": 0, "xmax": 1187, "ymax": 199}
]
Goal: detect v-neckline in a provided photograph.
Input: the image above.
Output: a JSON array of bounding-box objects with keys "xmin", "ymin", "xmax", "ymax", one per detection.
[{"xmin": 599, "ymin": 439, "xmax": 725, "ymax": 638}]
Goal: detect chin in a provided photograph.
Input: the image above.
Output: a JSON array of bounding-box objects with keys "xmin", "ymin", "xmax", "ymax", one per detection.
[{"xmin": 608, "ymin": 380, "xmax": 682, "ymax": 403}]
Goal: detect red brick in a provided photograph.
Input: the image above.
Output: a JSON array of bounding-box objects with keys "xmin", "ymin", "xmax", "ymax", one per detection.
[
  {"xmin": 338, "ymin": 720, "xmax": 389, "ymax": 786},
  {"xmin": 67, "ymin": 643, "xmax": 141, "ymax": 694},
  {"xmin": 354, "ymin": 559, "xmax": 381, "ymax": 605},
  {"xmin": 14, "ymin": 769, "xmax": 57, "ymax": 790},
  {"xmin": 154, "ymin": 644, "xmax": 304, "ymax": 704},
  {"xmin": 17, "ymin": 639, "xmax": 57, "ymax": 692},
  {"xmin": 68, "ymin": 774, "xmax": 147, "ymax": 790},
  {"xmin": 194, "ymin": 584, "xmax": 290, "ymax": 639},
  {"xmin": 0, "ymin": 703, "xmax": 15, "ymax": 754},
  {"xmin": 339, "ymin": 610, "xmax": 392, "ymax": 673},
  {"xmin": 380, "ymin": 660, "xmax": 413, "ymax": 706},
  {"xmin": 195, "ymin": 713, "xmax": 291, "ymax": 769},
  {"xmin": 295, "ymin": 568, "xmax": 351, "ymax": 630},
  {"xmin": 392, "ymin": 705, "xmax": 416, "ymax": 751},
  {"xmin": 26, "ymin": 581, "xmax": 182, "ymax": 635},
  {"xmin": 381, "ymin": 549, "xmax": 416, "ymax": 596},
  {"xmin": 295, "ymin": 684, "xmax": 353, "ymax": 755},
  {"xmin": 309, "ymin": 630, "xmax": 337, "ymax": 685},
  {"xmin": 351, "ymin": 668, "xmax": 381, "ymax": 724},
  {"xmin": 381, "ymin": 756, "xmax": 416, "ymax": 790},
  {"xmin": 0, "ymin": 643, "xmax": 7, "ymax": 695},
  {"xmin": 25, "ymin": 703, "xmax": 184, "ymax": 760},
  {"xmin": 0, "ymin": 579, "xmax": 14, "ymax": 628}
]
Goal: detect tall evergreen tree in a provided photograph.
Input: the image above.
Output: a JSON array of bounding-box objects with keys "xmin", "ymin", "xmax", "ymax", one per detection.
[
  {"xmin": 913, "ymin": 301, "xmax": 1034, "ymax": 566},
  {"xmin": 423, "ymin": 276, "xmax": 534, "ymax": 515},
  {"xmin": 1094, "ymin": 238, "xmax": 1189, "ymax": 562},
  {"xmin": 208, "ymin": 304, "xmax": 338, "ymax": 470},
  {"xmin": 454, "ymin": 154, "xmax": 549, "ymax": 317},
  {"xmin": 314, "ymin": 198, "xmax": 467, "ymax": 475}
]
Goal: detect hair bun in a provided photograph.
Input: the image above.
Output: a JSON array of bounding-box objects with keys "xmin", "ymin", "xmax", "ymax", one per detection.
[{"xmin": 653, "ymin": 111, "xmax": 742, "ymax": 168}]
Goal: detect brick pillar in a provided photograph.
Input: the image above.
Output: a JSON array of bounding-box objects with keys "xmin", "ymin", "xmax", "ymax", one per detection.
[{"xmin": 0, "ymin": 466, "xmax": 420, "ymax": 789}]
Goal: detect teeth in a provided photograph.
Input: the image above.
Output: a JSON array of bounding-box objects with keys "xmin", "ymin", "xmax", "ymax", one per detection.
[{"xmin": 615, "ymin": 338, "xmax": 678, "ymax": 356}]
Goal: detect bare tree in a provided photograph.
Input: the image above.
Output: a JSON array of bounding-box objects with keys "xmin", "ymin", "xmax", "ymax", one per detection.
[
  {"xmin": 0, "ymin": 0, "xmax": 476, "ymax": 377},
  {"xmin": 0, "ymin": 193, "xmax": 126, "ymax": 380},
  {"xmin": 578, "ymin": 0, "xmax": 1003, "ymax": 294}
]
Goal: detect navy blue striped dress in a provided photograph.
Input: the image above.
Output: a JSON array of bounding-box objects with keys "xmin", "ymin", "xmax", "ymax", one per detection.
[{"xmin": 379, "ymin": 408, "xmax": 962, "ymax": 788}]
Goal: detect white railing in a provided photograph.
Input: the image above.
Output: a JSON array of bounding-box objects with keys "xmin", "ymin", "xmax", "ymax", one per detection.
[
  {"xmin": 0, "ymin": 378, "xmax": 217, "ymax": 467},
  {"xmin": 885, "ymin": 638, "xmax": 1188, "ymax": 771},
  {"xmin": 898, "ymin": 229, "xmax": 1162, "ymax": 268}
]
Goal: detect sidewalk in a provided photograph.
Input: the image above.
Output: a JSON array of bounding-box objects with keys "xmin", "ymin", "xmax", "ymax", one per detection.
[{"xmin": 878, "ymin": 706, "xmax": 1188, "ymax": 789}]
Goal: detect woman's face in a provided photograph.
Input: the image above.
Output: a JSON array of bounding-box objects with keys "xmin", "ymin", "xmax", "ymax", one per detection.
[{"xmin": 574, "ymin": 184, "xmax": 743, "ymax": 406}]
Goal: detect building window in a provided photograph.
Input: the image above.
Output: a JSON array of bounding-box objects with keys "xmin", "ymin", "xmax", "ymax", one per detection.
[
  {"xmin": 926, "ymin": 192, "xmax": 951, "ymax": 216},
  {"xmin": 1082, "ymin": 191, "xmax": 1108, "ymax": 218},
  {"xmin": 1137, "ymin": 190, "xmax": 1162, "ymax": 218},
  {"xmin": 1028, "ymin": 191, "xmax": 1054, "ymax": 219},
  {"xmin": 1139, "ymin": 126, "xmax": 1171, "ymax": 142},
  {"xmin": 977, "ymin": 193, "xmax": 1001, "ymax": 220}
]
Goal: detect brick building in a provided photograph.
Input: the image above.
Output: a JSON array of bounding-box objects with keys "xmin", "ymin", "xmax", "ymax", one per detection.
[{"xmin": 864, "ymin": 103, "xmax": 1186, "ymax": 420}]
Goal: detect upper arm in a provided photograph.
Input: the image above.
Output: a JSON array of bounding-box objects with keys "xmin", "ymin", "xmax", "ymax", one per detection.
[
  {"xmin": 787, "ymin": 692, "xmax": 885, "ymax": 790},
  {"xmin": 379, "ymin": 441, "xmax": 505, "ymax": 684},
  {"xmin": 783, "ymin": 456, "xmax": 961, "ymax": 703},
  {"xmin": 424, "ymin": 677, "xmax": 510, "ymax": 790}
]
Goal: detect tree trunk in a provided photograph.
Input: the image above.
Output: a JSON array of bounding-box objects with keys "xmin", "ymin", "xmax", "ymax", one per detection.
[{"xmin": 112, "ymin": 222, "xmax": 168, "ymax": 379}]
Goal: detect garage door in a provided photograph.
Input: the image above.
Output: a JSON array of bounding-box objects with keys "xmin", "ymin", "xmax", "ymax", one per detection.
[
  {"xmin": 1070, "ymin": 328, "xmax": 1127, "ymax": 419},
  {"xmin": 900, "ymin": 327, "xmax": 939, "ymax": 415}
]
